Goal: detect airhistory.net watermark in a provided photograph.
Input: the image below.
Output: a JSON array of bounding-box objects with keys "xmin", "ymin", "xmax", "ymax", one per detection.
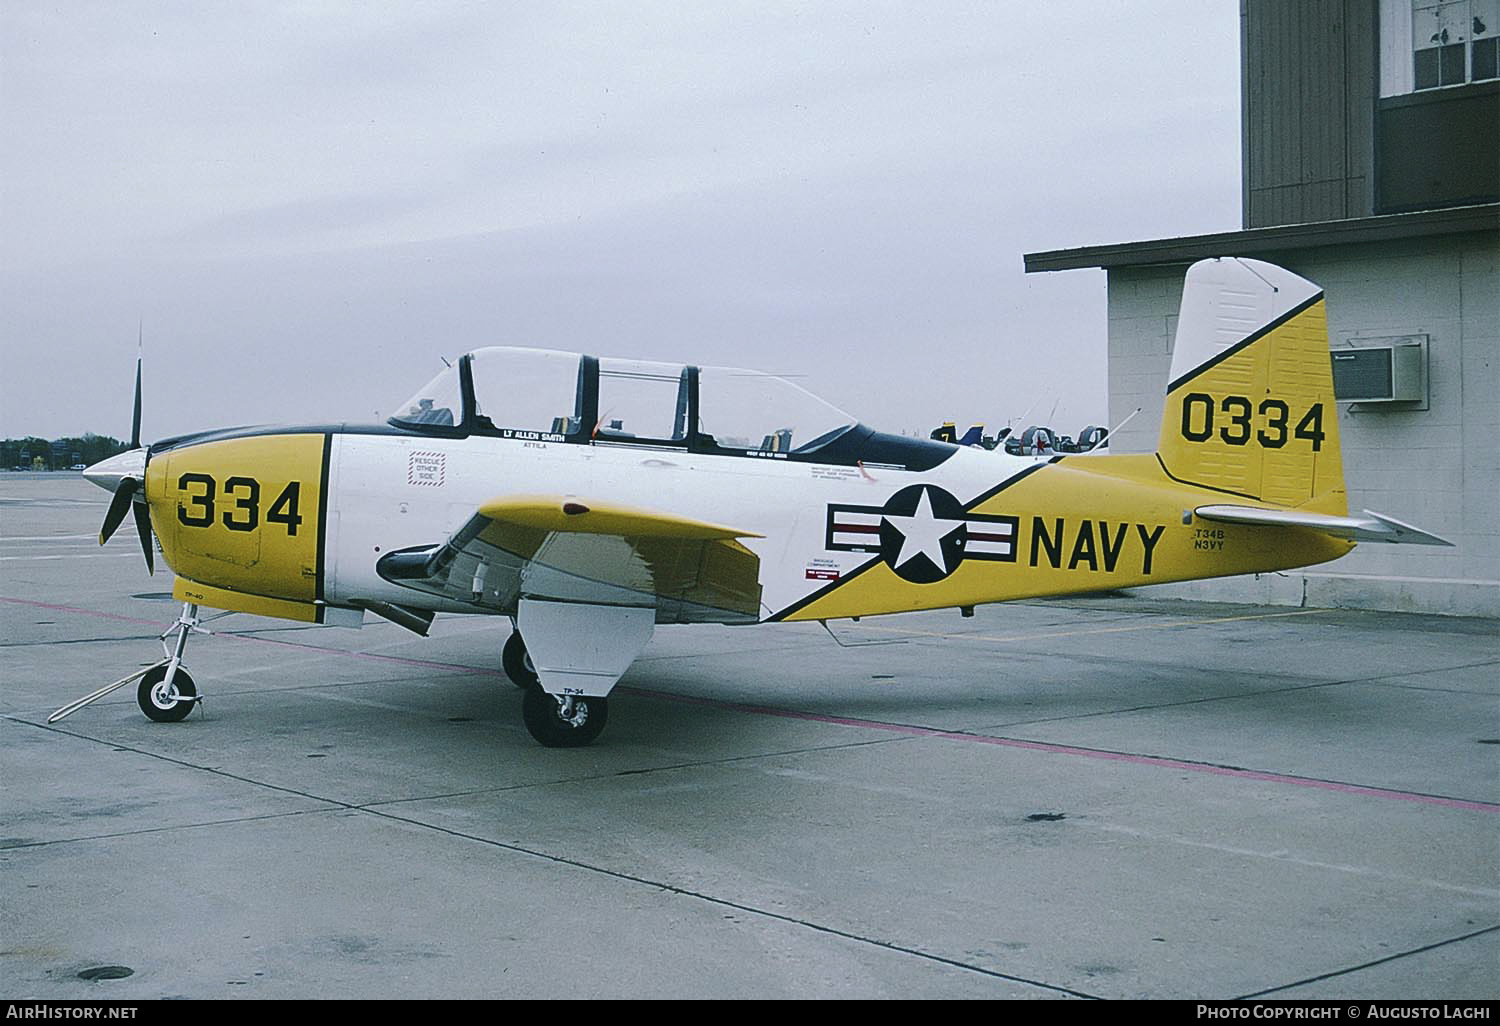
[{"xmin": 5, "ymin": 1008, "xmax": 137, "ymax": 1020}]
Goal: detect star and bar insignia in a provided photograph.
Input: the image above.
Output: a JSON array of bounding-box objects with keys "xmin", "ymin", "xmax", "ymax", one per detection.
[{"xmin": 825, "ymin": 484, "xmax": 1019, "ymax": 584}]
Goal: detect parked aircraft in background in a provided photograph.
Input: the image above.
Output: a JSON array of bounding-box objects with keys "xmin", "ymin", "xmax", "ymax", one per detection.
[
  {"xmin": 930, "ymin": 423, "xmax": 987, "ymax": 447},
  {"xmin": 929, "ymin": 423, "xmax": 1109, "ymax": 455}
]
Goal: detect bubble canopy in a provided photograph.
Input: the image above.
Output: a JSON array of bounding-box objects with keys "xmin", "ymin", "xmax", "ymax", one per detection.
[
  {"xmin": 387, "ymin": 347, "xmax": 953, "ymax": 471},
  {"xmin": 390, "ymin": 347, "xmax": 857, "ymax": 455}
]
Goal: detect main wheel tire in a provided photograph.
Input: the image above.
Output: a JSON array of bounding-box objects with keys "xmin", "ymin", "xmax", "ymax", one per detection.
[
  {"xmin": 137, "ymin": 665, "xmax": 198, "ymax": 723},
  {"xmin": 521, "ymin": 686, "xmax": 607, "ymax": 748},
  {"xmin": 502, "ymin": 632, "xmax": 539, "ymax": 690}
]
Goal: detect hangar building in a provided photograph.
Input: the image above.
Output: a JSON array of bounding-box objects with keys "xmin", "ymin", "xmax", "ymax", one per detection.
[{"xmin": 1025, "ymin": 0, "xmax": 1499, "ymax": 617}]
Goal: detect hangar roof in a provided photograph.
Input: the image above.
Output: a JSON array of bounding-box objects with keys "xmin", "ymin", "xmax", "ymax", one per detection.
[{"xmin": 1022, "ymin": 202, "xmax": 1499, "ymax": 274}]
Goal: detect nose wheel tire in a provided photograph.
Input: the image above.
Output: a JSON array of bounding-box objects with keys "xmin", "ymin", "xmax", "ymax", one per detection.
[
  {"xmin": 502, "ymin": 632, "xmax": 540, "ymax": 690},
  {"xmin": 521, "ymin": 686, "xmax": 607, "ymax": 748},
  {"xmin": 136, "ymin": 665, "xmax": 198, "ymax": 722}
]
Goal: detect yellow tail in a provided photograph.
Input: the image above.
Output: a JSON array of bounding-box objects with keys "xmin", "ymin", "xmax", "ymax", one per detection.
[{"xmin": 1155, "ymin": 258, "xmax": 1346, "ymax": 515}]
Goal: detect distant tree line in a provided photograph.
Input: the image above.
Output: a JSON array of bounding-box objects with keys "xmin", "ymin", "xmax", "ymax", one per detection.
[{"xmin": 2, "ymin": 434, "xmax": 128, "ymax": 470}]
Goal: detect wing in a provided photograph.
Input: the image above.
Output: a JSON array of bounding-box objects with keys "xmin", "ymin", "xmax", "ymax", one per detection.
[
  {"xmin": 1194, "ymin": 504, "xmax": 1453, "ymax": 546},
  {"xmin": 377, "ymin": 495, "xmax": 765, "ymax": 623}
]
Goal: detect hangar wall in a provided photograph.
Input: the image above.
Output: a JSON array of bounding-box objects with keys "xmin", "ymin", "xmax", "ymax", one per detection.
[{"xmin": 1106, "ymin": 233, "xmax": 1498, "ymax": 617}]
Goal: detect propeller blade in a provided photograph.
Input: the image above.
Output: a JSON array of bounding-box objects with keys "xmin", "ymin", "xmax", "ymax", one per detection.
[
  {"xmin": 131, "ymin": 354, "xmax": 143, "ymax": 450},
  {"xmin": 100, "ymin": 478, "xmax": 138, "ymax": 545},
  {"xmin": 132, "ymin": 499, "xmax": 155, "ymax": 575}
]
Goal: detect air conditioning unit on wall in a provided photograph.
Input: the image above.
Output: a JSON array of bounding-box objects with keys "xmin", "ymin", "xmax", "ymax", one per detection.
[{"xmin": 1331, "ymin": 336, "xmax": 1428, "ymax": 405}]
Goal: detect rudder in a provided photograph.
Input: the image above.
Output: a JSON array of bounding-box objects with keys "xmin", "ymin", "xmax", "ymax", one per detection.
[{"xmin": 1156, "ymin": 258, "xmax": 1346, "ymax": 514}]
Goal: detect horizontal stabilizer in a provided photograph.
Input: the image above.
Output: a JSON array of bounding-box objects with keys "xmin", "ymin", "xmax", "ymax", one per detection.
[{"xmin": 1195, "ymin": 505, "xmax": 1453, "ymax": 546}]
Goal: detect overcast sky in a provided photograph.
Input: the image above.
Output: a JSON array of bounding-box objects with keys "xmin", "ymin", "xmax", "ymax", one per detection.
[{"xmin": 1, "ymin": 2, "xmax": 1241, "ymax": 443}]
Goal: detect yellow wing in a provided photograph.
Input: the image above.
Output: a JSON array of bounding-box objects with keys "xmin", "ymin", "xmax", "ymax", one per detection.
[{"xmin": 377, "ymin": 495, "xmax": 764, "ymax": 623}]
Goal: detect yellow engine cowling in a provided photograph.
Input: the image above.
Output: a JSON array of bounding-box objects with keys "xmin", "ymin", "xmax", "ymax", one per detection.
[{"xmin": 146, "ymin": 433, "xmax": 329, "ymax": 613}]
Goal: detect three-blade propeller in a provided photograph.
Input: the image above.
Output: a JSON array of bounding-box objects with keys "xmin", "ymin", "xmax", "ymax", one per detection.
[{"xmin": 97, "ymin": 355, "xmax": 155, "ymax": 574}]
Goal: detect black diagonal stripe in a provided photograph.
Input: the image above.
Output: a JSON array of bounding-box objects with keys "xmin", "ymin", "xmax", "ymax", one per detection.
[
  {"xmin": 1167, "ymin": 291, "xmax": 1324, "ymax": 395},
  {"xmin": 765, "ymin": 458, "xmax": 1060, "ymax": 623},
  {"xmin": 315, "ymin": 433, "xmax": 333, "ymax": 603},
  {"xmin": 962, "ymin": 456, "xmax": 1060, "ymax": 512},
  {"xmin": 1154, "ymin": 452, "xmax": 1262, "ymax": 501},
  {"xmin": 763, "ymin": 554, "xmax": 884, "ymax": 623}
]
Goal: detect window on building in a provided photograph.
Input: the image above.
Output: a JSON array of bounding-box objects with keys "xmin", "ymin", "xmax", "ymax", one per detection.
[
  {"xmin": 1475, "ymin": 4, "xmax": 1500, "ymax": 78},
  {"xmin": 1412, "ymin": 0, "xmax": 1498, "ymax": 90},
  {"xmin": 1382, "ymin": 0, "xmax": 1499, "ymax": 94}
]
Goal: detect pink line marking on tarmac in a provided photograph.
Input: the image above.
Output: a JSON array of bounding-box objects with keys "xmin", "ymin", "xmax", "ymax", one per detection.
[
  {"xmin": 12, "ymin": 595, "xmax": 1496, "ymax": 814},
  {"xmin": 0, "ymin": 595, "xmax": 162, "ymax": 627},
  {"xmin": 0, "ymin": 596, "xmax": 498, "ymax": 675},
  {"xmin": 614, "ymin": 687, "xmax": 1500, "ymax": 814},
  {"xmin": 928, "ymin": 734, "xmax": 1500, "ymax": 813}
]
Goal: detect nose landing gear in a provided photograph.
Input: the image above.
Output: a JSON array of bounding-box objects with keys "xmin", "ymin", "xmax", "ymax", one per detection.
[
  {"xmin": 136, "ymin": 664, "xmax": 199, "ymax": 723},
  {"xmin": 49, "ymin": 602, "xmax": 207, "ymax": 724}
]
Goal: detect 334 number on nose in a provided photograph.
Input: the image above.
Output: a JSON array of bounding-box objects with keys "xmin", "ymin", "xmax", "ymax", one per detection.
[{"xmin": 177, "ymin": 474, "xmax": 303, "ymax": 534}]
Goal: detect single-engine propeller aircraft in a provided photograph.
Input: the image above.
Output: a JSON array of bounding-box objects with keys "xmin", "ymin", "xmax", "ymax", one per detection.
[{"xmin": 65, "ymin": 258, "xmax": 1449, "ymax": 746}]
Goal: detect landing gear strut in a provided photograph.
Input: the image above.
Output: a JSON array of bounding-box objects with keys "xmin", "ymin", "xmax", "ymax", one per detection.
[
  {"xmin": 47, "ymin": 602, "xmax": 207, "ymax": 724},
  {"xmin": 506, "ymin": 629, "xmax": 610, "ymax": 746},
  {"xmin": 138, "ymin": 602, "xmax": 204, "ymax": 721}
]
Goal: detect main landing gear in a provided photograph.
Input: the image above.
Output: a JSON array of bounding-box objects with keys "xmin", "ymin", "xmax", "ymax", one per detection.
[
  {"xmin": 503, "ymin": 631, "xmax": 609, "ymax": 748},
  {"xmin": 48, "ymin": 602, "xmax": 207, "ymax": 725},
  {"xmin": 521, "ymin": 686, "xmax": 608, "ymax": 748},
  {"xmin": 501, "ymin": 631, "xmax": 538, "ymax": 690}
]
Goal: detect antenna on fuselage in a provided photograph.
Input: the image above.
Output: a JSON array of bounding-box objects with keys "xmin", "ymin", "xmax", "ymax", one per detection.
[
  {"xmin": 1008, "ymin": 398, "xmax": 1039, "ymax": 432},
  {"xmin": 1101, "ymin": 406, "xmax": 1143, "ymax": 448}
]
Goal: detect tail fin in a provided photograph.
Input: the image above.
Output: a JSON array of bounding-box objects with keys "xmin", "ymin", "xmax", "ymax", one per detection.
[
  {"xmin": 958, "ymin": 424, "xmax": 985, "ymax": 447},
  {"xmin": 1156, "ymin": 258, "xmax": 1346, "ymax": 514}
]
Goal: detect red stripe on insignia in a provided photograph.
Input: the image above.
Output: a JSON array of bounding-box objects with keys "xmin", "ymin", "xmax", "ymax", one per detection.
[{"xmin": 968, "ymin": 530, "xmax": 1012, "ymax": 542}]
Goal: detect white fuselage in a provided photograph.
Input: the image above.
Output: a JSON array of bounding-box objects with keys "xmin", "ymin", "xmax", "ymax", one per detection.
[{"xmin": 324, "ymin": 431, "xmax": 1023, "ymax": 622}]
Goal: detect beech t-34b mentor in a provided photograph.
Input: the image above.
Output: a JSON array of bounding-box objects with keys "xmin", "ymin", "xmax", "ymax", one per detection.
[{"xmin": 64, "ymin": 257, "xmax": 1449, "ymax": 746}]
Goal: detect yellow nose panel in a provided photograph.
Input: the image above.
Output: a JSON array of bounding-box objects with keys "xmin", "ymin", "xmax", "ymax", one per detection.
[{"xmin": 148, "ymin": 433, "xmax": 327, "ymax": 603}]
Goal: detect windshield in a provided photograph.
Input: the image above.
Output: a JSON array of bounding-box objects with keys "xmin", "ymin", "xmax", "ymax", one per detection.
[
  {"xmin": 389, "ymin": 364, "xmax": 463, "ymax": 429},
  {"xmin": 696, "ymin": 366, "xmax": 855, "ymax": 453}
]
